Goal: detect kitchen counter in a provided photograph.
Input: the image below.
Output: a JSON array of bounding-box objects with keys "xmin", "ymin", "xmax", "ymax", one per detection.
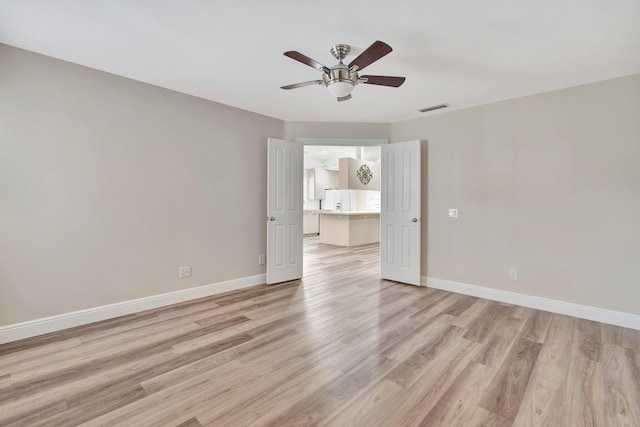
[{"xmin": 319, "ymin": 211, "xmax": 380, "ymax": 246}]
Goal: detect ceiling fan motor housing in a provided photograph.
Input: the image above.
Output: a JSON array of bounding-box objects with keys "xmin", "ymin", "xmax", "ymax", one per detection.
[
  {"xmin": 323, "ymin": 63, "xmax": 357, "ymax": 86},
  {"xmin": 323, "ymin": 63, "xmax": 357, "ymax": 97}
]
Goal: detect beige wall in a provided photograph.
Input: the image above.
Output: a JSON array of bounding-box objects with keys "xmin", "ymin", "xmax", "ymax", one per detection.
[
  {"xmin": 391, "ymin": 74, "xmax": 640, "ymax": 315},
  {"xmin": 0, "ymin": 44, "xmax": 284, "ymax": 325},
  {"xmin": 284, "ymin": 121, "xmax": 390, "ymax": 141}
]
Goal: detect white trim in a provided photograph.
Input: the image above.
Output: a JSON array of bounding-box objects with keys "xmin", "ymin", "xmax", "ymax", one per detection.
[
  {"xmin": 296, "ymin": 138, "xmax": 388, "ymax": 146},
  {"xmin": 423, "ymin": 276, "xmax": 640, "ymax": 330},
  {"xmin": 0, "ymin": 274, "xmax": 266, "ymax": 344}
]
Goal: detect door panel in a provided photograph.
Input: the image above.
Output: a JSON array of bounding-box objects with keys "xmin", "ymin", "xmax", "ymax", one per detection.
[
  {"xmin": 267, "ymin": 138, "xmax": 303, "ymax": 284},
  {"xmin": 380, "ymin": 140, "xmax": 421, "ymax": 286}
]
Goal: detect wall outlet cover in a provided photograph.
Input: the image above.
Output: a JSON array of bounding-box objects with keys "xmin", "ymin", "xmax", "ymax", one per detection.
[
  {"xmin": 448, "ymin": 208, "xmax": 458, "ymax": 218},
  {"xmin": 179, "ymin": 266, "xmax": 192, "ymax": 278}
]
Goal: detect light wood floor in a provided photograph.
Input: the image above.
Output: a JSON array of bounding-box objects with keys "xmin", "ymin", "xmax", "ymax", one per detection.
[{"xmin": 1, "ymin": 241, "xmax": 639, "ymax": 426}]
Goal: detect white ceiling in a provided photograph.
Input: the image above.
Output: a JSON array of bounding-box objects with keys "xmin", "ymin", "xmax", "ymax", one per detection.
[{"xmin": 1, "ymin": 1, "xmax": 639, "ymax": 123}]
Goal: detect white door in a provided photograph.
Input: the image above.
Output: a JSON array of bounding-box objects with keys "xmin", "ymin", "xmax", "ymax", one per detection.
[
  {"xmin": 380, "ymin": 140, "xmax": 421, "ymax": 286},
  {"xmin": 267, "ymin": 138, "xmax": 303, "ymax": 284}
]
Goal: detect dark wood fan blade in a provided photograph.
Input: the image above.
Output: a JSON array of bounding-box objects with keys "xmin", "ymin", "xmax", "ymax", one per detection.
[
  {"xmin": 361, "ymin": 75, "xmax": 406, "ymax": 87},
  {"xmin": 337, "ymin": 94, "xmax": 352, "ymax": 102},
  {"xmin": 284, "ymin": 51, "xmax": 329, "ymax": 73},
  {"xmin": 281, "ymin": 80, "xmax": 323, "ymax": 90},
  {"xmin": 348, "ymin": 41, "xmax": 392, "ymax": 71}
]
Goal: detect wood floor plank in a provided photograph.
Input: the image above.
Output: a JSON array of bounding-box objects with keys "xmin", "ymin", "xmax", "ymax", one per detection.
[
  {"xmin": 602, "ymin": 344, "xmax": 640, "ymax": 425},
  {"xmin": 261, "ymin": 353, "xmax": 397, "ymax": 426},
  {"xmin": 0, "ymin": 338, "xmax": 82, "ymax": 374},
  {"xmin": 463, "ymin": 302, "xmax": 515, "ymax": 343},
  {"xmin": 521, "ymin": 310, "xmax": 552, "ymax": 343},
  {"xmin": 0, "ymin": 312, "xmax": 155, "ymax": 357},
  {"xmin": 511, "ymin": 360, "xmax": 566, "ymax": 426},
  {"xmin": 479, "ymin": 337, "xmax": 542, "ymax": 420},
  {"xmin": 417, "ymin": 361, "xmax": 493, "ymax": 426},
  {"xmin": 204, "ymin": 367, "xmax": 344, "ymax": 426},
  {"xmin": 176, "ymin": 417, "xmax": 203, "ymax": 427},
  {"xmin": 0, "ymin": 348, "xmax": 176, "ymax": 421},
  {"xmin": 0, "ymin": 374, "xmax": 10, "ymax": 392},
  {"xmin": 124, "ymin": 343, "xmax": 347, "ymax": 426},
  {"xmin": 5, "ymin": 320, "xmax": 202, "ymax": 385},
  {"xmin": 574, "ymin": 318, "xmax": 603, "ymax": 362},
  {"xmin": 622, "ymin": 327, "xmax": 640, "ymax": 367},
  {"xmin": 384, "ymin": 338, "xmax": 483, "ymax": 426},
  {"xmin": 30, "ymin": 334, "xmax": 253, "ymax": 426},
  {"xmin": 0, "ymin": 398, "xmax": 69, "ymax": 427},
  {"xmin": 384, "ymin": 324, "xmax": 467, "ymax": 388},
  {"xmin": 536, "ymin": 313, "xmax": 576, "ymax": 367},
  {"xmin": 449, "ymin": 298, "xmax": 493, "ymax": 329},
  {"xmin": 321, "ymin": 378, "xmax": 405, "ymax": 427},
  {"xmin": 561, "ymin": 357, "xmax": 606, "ymax": 426},
  {"xmin": 475, "ymin": 316, "xmax": 526, "ymax": 368},
  {"xmin": 0, "ymin": 239, "xmax": 637, "ymax": 425},
  {"xmin": 471, "ymin": 408, "xmax": 513, "ymax": 427}
]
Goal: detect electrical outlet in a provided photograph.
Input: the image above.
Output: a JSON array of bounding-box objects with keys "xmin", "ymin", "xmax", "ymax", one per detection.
[
  {"xmin": 509, "ymin": 268, "xmax": 518, "ymax": 281},
  {"xmin": 448, "ymin": 208, "xmax": 458, "ymax": 218},
  {"xmin": 258, "ymin": 254, "xmax": 266, "ymax": 265},
  {"xmin": 179, "ymin": 266, "xmax": 191, "ymax": 278}
]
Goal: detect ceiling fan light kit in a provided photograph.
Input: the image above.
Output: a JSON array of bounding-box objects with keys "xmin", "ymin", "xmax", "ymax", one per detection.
[{"xmin": 281, "ymin": 40, "xmax": 405, "ymax": 102}]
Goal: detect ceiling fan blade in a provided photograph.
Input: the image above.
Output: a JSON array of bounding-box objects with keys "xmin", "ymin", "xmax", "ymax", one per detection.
[
  {"xmin": 337, "ymin": 94, "xmax": 352, "ymax": 102},
  {"xmin": 280, "ymin": 80, "xmax": 323, "ymax": 90},
  {"xmin": 348, "ymin": 41, "xmax": 392, "ymax": 71},
  {"xmin": 361, "ymin": 75, "xmax": 406, "ymax": 87},
  {"xmin": 284, "ymin": 51, "xmax": 330, "ymax": 73}
]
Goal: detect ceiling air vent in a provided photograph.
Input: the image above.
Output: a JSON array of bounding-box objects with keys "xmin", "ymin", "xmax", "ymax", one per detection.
[{"xmin": 418, "ymin": 103, "xmax": 450, "ymax": 113}]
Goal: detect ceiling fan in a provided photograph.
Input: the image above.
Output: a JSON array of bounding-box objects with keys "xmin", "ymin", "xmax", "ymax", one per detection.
[{"xmin": 281, "ymin": 40, "xmax": 406, "ymax": 102}]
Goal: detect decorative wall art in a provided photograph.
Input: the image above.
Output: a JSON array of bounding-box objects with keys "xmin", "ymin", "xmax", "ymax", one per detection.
[{"xmin": 357, "ymin": 164, "xmax": 373, "ymax": 185}]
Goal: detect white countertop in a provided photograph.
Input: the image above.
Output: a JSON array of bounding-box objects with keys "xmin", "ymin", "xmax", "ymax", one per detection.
[{"xmin": 319, "ymin": 211, "xmax": 380, "ymax": 216}]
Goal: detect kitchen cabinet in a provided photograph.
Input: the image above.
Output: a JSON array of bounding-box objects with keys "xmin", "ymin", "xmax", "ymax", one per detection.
[
  {"xmin": 306, "ymin": 168, "xmax": 339, "ymax": 200},
  {"xmin": 303, "ymin": 210, "xmax": 320, "ymax": 234},
  {"xmin": 326, "ymin": 170, "xmax": 339, "ymax": 190}
]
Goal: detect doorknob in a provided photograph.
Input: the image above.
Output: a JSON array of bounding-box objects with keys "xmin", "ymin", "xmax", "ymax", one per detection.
[
  {"xmin": 411, "ymin": 218, "xmax": 418, "ymax": 223},
  {"xmin": 270, "ymin": 217, "xmax": 276, "ymax": 221}
]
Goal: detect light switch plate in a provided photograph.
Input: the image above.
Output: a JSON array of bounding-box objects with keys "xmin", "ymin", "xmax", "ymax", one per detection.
[{"xmin": 448, "ymin": 208, "xmax": 458, "ymax": 218}]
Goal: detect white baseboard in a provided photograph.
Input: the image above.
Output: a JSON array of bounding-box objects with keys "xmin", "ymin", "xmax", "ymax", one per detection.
[
  {"xmin": 0, "ymin": 274, "xmax": 266, "ymax": 344},
  {"xmin": 423, "ymin": 276, "xmax": 640, "ymax": 330}
]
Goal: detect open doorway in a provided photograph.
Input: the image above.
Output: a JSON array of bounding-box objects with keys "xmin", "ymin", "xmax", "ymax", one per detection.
[
  {"xmin": 266, "ymin": 137, "xmax": 421, "ymax": 286},
  {"xmin": 302, "ymin": 144, "xmax": 382, "ymax": 271},
  {"xmin": 303, "ymin": 145, "xmax": 381, "ymax": 249}
]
